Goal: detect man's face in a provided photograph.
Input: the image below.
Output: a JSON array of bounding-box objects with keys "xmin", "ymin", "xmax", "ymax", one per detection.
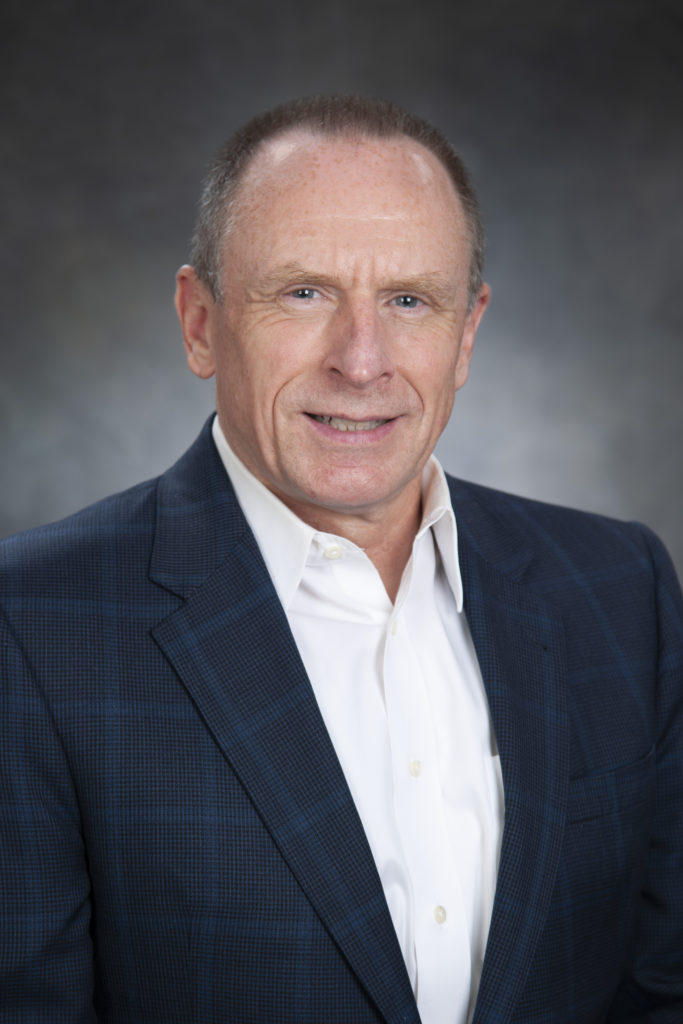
[{"xmin": 178, "ymin": 131, "xmax": 489, "ymax": 529}]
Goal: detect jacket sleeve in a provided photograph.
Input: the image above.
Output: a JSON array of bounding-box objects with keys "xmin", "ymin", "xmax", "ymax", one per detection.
[
  {"xmin": 0, "ymin": 606, "xmax": 96, "ymax": 1022},
  {"xmin": 607, "ymin": 525, "xmax": 683, "ymax": 1021}
]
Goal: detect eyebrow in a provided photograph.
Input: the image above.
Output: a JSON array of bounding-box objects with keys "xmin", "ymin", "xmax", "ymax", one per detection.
[
  {"xmin": 258, "ymin": 263, "xmax": 459, "ymax": 306},
  {"xmin": 381, "ymin": 274, "xmax": 458, "ymax": 307},
  {"xmin": 256, "ymin": 263, "xmax": 338, "ymax": 292}
]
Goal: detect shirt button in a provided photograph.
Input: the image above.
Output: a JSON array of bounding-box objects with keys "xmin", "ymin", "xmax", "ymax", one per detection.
[
  {"xmin": 408, "ymin": 759, "xmax": 422, "ymax": 778},
  {"xmin": 324, "ymin": 543, "xmax": 343, "ymax": 560},
  {"xmin": 434, "ymin": 905, "xmax": 447, "ymax": 925}
]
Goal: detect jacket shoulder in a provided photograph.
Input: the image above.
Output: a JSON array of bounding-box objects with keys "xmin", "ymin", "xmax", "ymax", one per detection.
[
  {"xmin": 0, "ymin": 477, "xmax": 160, "ymax": 593},
  {"xmin": 445, "ymin": 474, "xmax": 666, "ymax": 579}
]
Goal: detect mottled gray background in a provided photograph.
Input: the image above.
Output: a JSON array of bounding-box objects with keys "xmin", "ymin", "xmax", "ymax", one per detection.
[{"xmin": 2, "ymin": 0, "xmax": 682, "ymax": 576}]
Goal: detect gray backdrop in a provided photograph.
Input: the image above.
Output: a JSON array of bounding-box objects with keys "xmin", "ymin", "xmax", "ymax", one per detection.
[{"xmin": 2, "ymin": 0, "xmax": 682, "ymax": 577}]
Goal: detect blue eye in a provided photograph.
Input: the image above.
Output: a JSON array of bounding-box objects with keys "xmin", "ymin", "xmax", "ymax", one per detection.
[
  {"xmin": 290, "ymin": 288, "xmax": 318, "ymax": 300},
  {"xmin": 393, "ymin": 295, "xmax": 421, "ymax": 308}
]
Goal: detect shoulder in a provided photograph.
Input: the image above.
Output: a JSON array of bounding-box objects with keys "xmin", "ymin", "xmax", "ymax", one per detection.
[
  {"xmin": 0, "ymin": 417, "xmax": 222, "ymax": 589},
  {"xmin": 447, "ymin": 473, "xmax": 631, "ymax": 533},
  {"xmin": 448, "ymin": 477, "xmax": 683, "ymax": 693},
  {"xmin": 445, "ymin": 474, "xmax": 678, "ymax": 598},
  {"xmin": 0, "ymin": 476, "xmax": 160, "ymax": 597}
]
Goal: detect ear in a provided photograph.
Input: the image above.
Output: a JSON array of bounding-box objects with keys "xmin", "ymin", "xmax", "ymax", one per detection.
[
  {"xmin": 454, "ymin": 282, "xmax": 491, "ymax": 391},
  {"xmin": 174, "ymin": 264, "xmax": 217, "ymax": 380}
]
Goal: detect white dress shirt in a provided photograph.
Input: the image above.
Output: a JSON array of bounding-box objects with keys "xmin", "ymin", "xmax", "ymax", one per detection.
[{"xmin": 212, "ymin": 417, "xmax": 504, "ymax": 1024}]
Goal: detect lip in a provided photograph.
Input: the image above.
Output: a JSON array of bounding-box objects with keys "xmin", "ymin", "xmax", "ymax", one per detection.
[{"xmin": 304, "ymin": 412, "xmax": 400, "ymax": 443}]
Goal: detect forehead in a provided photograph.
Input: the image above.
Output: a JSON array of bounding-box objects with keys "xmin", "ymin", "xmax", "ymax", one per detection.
[{"xmin": 229, "ymin": 129, "xmax": 467, "ymax": 238}]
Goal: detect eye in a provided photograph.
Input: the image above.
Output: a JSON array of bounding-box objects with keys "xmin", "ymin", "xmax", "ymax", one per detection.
[
  {"xmin": 288, "ymin": 287, "xmax": 319, "ymax": 301},
  {"xmin": 392, "ymin": 294, "xmax": 422, "ymax": 309}
]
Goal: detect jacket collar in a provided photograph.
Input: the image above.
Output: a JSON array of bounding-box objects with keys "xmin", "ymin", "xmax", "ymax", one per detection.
[{"xmin": 149, "ymin": 417, "xmax": 249, "ymax": 598}]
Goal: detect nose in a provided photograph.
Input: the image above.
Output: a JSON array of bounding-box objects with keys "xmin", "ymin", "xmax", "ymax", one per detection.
[{"xmin": 323, "ymin": 298, "xmax": 395, "ymax": 387}]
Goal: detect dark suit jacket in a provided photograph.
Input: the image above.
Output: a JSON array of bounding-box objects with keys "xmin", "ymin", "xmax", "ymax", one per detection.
[{"xmin": 1, "ymin": 418, "xmax": 682, "ymax": 1023}]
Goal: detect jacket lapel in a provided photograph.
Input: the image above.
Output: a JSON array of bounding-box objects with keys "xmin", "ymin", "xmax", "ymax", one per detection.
[
  {"xmin": 149, "ymin": 422, "xmax": 419, "ymax": 1024},
  {"xmin": 452, "ymin": 480, "xmax": 569, "ymax": 1024}
]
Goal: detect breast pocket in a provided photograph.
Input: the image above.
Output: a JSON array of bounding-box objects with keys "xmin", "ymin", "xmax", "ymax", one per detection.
[
  {"xmin": 566, "ymin": 744, "xmax": 656, "ymax": 824},
  {"xmin": 557, "ymin": 745, "xmax": 656, "ymax": 967},
  {"xmin": 530, "ymin": 746, "xmax": 658, "ymax": 1008}
]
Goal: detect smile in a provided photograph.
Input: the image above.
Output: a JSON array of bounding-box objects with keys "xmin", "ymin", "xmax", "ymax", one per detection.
[{"xmin": 310, "ymin": 415, "xmax": 390, "ymax": 432}]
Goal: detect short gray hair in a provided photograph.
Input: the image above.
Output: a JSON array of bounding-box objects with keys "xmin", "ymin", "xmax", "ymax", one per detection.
[{"xmin": 190, "ymin": 95, "xmax": 485, "ymax": 310}]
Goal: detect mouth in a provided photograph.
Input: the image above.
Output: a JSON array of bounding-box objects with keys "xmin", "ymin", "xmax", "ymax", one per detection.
[{"xmin": 308, "ymin": 414, "xmax": 391, "ymax": 432}]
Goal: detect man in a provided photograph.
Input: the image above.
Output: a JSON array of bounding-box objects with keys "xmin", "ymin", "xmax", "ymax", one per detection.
[{"xmin": 1, "ymin": 96, "xmax": 681, "ymax": 1024}]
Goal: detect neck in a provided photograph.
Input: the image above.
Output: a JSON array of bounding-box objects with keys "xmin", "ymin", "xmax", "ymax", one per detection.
[
  {"xmin": 361, "ymin": 525, "xmax": 418, "ymax": 604},
  {"xmin": 281, "ymin": 492, "xmax": 422, "ymax": 604}
]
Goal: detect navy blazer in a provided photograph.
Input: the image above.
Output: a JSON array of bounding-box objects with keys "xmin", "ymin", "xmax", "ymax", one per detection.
[{"xmin": 1, "ymin": 418, "xmax": 682, "ymax": 1023}]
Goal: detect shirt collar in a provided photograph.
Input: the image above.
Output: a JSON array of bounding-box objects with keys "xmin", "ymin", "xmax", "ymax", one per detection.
[{"xmin": 211, "ymin": 415, "xmax": 463, "ymax": 612}]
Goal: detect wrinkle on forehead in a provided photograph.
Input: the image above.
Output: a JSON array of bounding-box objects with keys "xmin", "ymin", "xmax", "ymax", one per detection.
[
  {"xmin": 285, "ymin": 212, "xmax": 416, "ymax": 225},
  {"xmin": 222, "ymin": 132, "xmax": 469, "ymax": 291}
]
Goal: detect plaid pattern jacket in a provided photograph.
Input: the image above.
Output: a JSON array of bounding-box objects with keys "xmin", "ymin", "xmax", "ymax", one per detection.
[{"xmin": 1, "ymin": 417, "xmax": 682, "ymax": 1023}]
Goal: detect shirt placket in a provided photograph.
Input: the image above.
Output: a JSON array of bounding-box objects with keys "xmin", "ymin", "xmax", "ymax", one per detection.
[{"xmin": 383, "ymin": 532, "xmax": 472, "ymax": 1024}]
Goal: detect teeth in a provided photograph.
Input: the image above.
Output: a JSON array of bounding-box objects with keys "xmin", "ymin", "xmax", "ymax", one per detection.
[{"xmin": 313, "ymin": 415, "xmax": 388, "ymax": 432}]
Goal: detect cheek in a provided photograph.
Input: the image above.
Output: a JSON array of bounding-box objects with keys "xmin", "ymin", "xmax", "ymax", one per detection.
[
  {"xmin": 219, "ymin": 349, "xmax": 310, "ymax": 445},
  {"xmin": 227, "ymin": 312, "xmax": 322, "ymax": 379},
  {"xmin": 213, "ymin": 328, "xmax": 272, "ymax": 398},
  {"xmin": 397, "ymin": 339, "xmax": 460, "ymax": 413}
]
